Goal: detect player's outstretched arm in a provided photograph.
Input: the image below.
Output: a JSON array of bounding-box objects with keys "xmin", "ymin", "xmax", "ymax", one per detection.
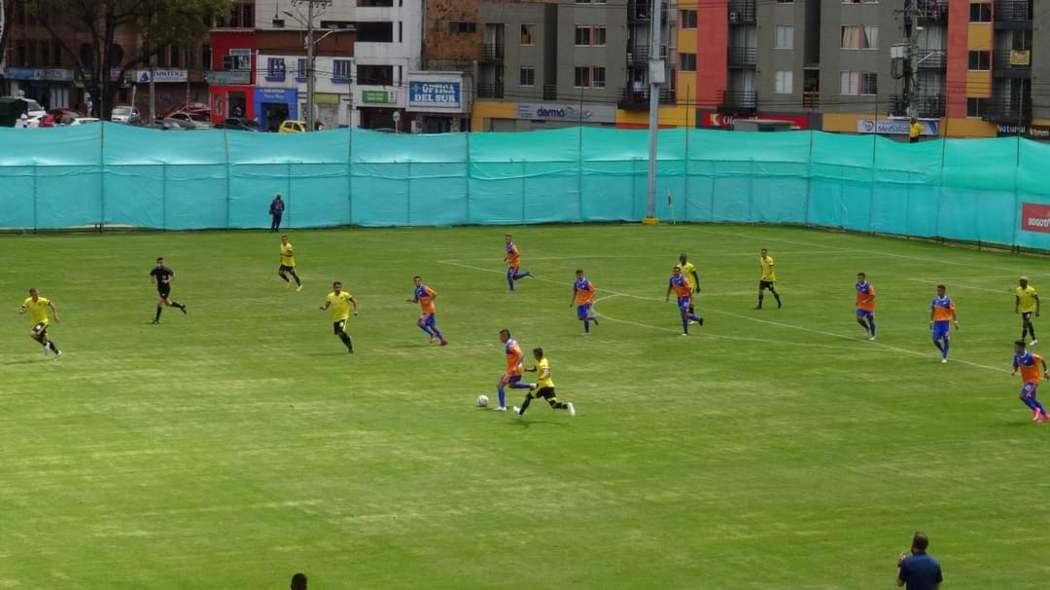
[
  {"xmin": 1016, "ymin": 295, "xmax": 1021, "ymax": 314},
  {"xmin": 49, "ymin": 301, "xmax": 60, "ymax": 323},
  {"xmin": 319, "ymin": 300, "xmax": 330, "ymax": 311},
  {"xmin": 17, "ymin": 304, "xmax": 26, "ymax": 314},
  {"xmin": 350, "ymin": 297, "xmax": 359, "ymax": 315},
  {"xmin": 1036, "ymin": 294, "xmax": 1041, "ymax": 317},
  {"xmin": 569, "ymin": 287, "xmax": 577, "ymax": 308},
  {"xmin": 664, "ymin": 283, "xmax": 673, "ymax": 302},
  {"xmin": 691, "ymin": 271, "xmax": 701, "ymax": 292}
]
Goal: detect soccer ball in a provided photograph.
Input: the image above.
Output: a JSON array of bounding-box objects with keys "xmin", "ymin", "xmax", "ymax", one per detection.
[{"xmin": 476, "ymin": 394, "xmax": 489, "ymax": 408}]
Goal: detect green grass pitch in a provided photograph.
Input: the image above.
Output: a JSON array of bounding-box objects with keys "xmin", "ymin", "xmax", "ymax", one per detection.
[{"xmin": 2, "ymin": 223, "xmax": 1049, "ymax": 589}]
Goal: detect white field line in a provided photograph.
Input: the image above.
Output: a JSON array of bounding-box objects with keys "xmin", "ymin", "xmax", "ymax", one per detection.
[
  {"xmin": 904, "ymin": 278, "xmax": 1011, "ymax": 295},
  {"xmin": 440, "ymin": 259, "xmax": 1011, "ymax": 374}
]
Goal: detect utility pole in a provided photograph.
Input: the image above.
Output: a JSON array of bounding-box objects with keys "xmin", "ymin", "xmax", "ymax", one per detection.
[
  {"xmin": 902, "ymin": 0, "xmax": 916, "ymax": 118},
  {"xmin": 305, "ymin": 0, "xmax": 316, "ymax": 132},
  {"xmin": 645, "ymin": 0, "xmax": 665, "ymax": 222}
]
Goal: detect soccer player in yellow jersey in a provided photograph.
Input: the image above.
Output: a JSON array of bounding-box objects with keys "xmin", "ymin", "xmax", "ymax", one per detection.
[
  {"xmin": 678, "ymin": 253, "xmax": 700, "ymax": 321},
  {"xmin": 756, "ymin": 248, "xmax": 782, "ymax": 310},
  {"xmin": 278, "ymin": 235, "xmax": 303, "ymax": 291},
  {"xmin": 18, "ymin": 287, "xmax": 62, "ymax": 358},
  {"xmin": 319, "ymin": 280, "xmax": 358, "ymax": 353},
  {"xmin": 1016, "ymin": 275, "xmax": 1040, "ymax": 345},
  {"xmin": 513, "ymin": 347, "xmax": 576, "ymax": 418}
]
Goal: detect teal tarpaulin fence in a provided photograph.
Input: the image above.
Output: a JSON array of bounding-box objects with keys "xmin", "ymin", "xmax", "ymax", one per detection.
[{"xmin": 2, "ymin": 123, "xmax": 1049, "ymax": 249}]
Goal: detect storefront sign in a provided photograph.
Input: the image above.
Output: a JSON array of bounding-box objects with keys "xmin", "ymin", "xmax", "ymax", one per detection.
[
  {"xmin": 857, "ymin": 119, "xmax": 939, "ymax": 136},
  {"xmin": 703, "ymin": 112, "xmax": 812, "ymax": 130},
  {"xmin": 207, "ymin": 70, "xmax": 251, "ymax": 85},
  {"xmin": 131, "ymin": 69, "xmax": 188, "ymax": 83},
  {"xmin": 4, "ymin": 67, "xmax": 73, "ymax": 82},
  {"xmin": 996, "ymin": 124, "xmax": 1050, "ymax": 139},
  {"xmin": 516, "ymin": 102, "xmax": 616, "ymax": 124},
  {"xmin": 408, "ymin": 81, "xmax": 461, "ymax": 110},
  {"xmin": 1021, "ymin": 203, "xmax": 1050, "ymax": 233},
  {"xmin": 361, "ymin": 90, "xmax": 395, "ymax": 105}
]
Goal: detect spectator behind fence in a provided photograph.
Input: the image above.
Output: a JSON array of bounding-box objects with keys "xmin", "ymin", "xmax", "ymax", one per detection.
[
  {"xmin": 270, "ymin": 193, "xmax": 285, "ymax": 232},
  {"xmin": 290, "ymin": 572, "xmax": 307, "ymax": 590},
  {"xmin": 897, "ymin": 532, "xmax": 942, "ymax": 590}
]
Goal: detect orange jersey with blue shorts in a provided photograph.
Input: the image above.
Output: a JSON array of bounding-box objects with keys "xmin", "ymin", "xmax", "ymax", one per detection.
[
  {"xmin": 1015, "ymin": 352, "xmax": 1044, "ymax": 384},
  {"xmin": 414, "ymin": 284, "xmax": 436, "ymax": 315},
  {"xmin": 504, "ymin": 338, "xmax": 524, "ymax": 377},
  {"xmin": 931, "ymin": 295, "xmax": 955, "ymax": 322},
  {"xmin": 505, "ymin": 242, "xmax": 520, "ymax": 268},
  {"xmin": 670, "ymin": 274, "xmax": 692, "ymax": 298},
  {"xmin": 856, "ymin": 281, "xmax": 876, "ymax": 311},
  {"xmin": 574, "ymin": 278, "xmax": 595, "ymax": 305}
]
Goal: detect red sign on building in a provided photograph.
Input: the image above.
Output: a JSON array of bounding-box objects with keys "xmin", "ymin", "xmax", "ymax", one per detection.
[{"xmin": 1021, "ymin": 203, "xmax": 1050, "ymax": 233}]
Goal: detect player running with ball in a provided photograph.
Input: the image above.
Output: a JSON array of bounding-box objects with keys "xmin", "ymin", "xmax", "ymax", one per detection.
[
  {"xmin": 1012, "ymin": 339, "xmax": 1049, "ymax": 423},
  {"xmin": 514, "ymin": 347, "xmax": 575, "ymax": 418}
]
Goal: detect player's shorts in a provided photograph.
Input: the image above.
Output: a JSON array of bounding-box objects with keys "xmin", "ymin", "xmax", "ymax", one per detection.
[
  {"xmin": 1022, "ymin": 312, "xmax": 1035, "ymax": 322},
  {"xmin": 1021, "ymin": 382, "xmax": 1038, "ymax": 398},
  {"xmin": 932, "ymin": 320, "xmax": 950, "ymax": 340},
  {"xmin": 856, "ymin": 309, "xmax": 874, "ymax": 319},
  {"xmin": 333, "ymin": 319, "xmax": 348, "ymax": 334},
  {"xmin": 279, "ymin": 264, "xmax": 295, "ymax": 273},
  {"xmin": 501, "ymin": 373, "xmax": 523, "ymax": 385},
  {"xmin": 157, "ymin": 283, "xmax": 171, "ymax": 298},
  {"xmin": 759, "ymin": 280, "xmax": 776, "ymax": 290},
  {"xmin": 419, "ymin": 313, "xmax": 436, "ymax": 327},
  {"xmin": 576, "ymin": 303, "xmax": 592, "ymax": 320},
  {"xmin": 677, "ymin": 295, "xmax": 692, "ymax": 312},
  {"xmin": 532, "ymin": 386, "xmax": 556, "ymax": 400},
  {"xmin": 31, "ymin": 321, "xmax": 48, "ymax": 335}
]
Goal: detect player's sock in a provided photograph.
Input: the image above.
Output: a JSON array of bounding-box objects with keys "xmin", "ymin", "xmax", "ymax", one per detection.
[
  {"xmin": 506, "ymin": 273, "xmax": 515, "ymax": 291},
  {"xmin": 933, "ymin": 339, "xmax": 944, "ymax": 355},
  {"xmin": 690, "ymin": 313, "xmax": 704, "ymax": 325},
  {"xmin": 681, "ymin": 315, "xmax": 689, "ymax": 334},
  {"xmin": 290, "ymin": 270, "xmax": 301, "ymax": 286},
  {"xmin": 1029, "ymin": 324, "xmax": 1037, "ymax": 341},
  {"xmin": 154, "ymin": 306, "xmax": 162, "ymax": 322},
  {"xmin": 591, "ymin": 315, "xmax": 598, "ymax": 326},
  {"xmin": 549, "ymin": 399, "xmax": 568, "ymax": 410},
  {"xmin": 857, "ymin": 318, "xmax": 869, "ymax": 333},
  {"xmin": 48, "ymin": 341, "xmax": 60, "ymax": 354},
  {"xmin": 518, "ymin": 395, "xmax": 533, "ymax": 415},
  {"xmin": 942, "ymin": 339, "xmax": 950, "ymax": 359},
  {"xmin": 772, "ymin": 290, "xmax": 782, "ymax": 308},
  {"xmin": 513, "ymin": 271, "xmax": 531, "ymax": 280},
  {"xmin": 279, "ymin": 272, "xmax": 290, "ymax": 283},
  {"xmin": 173, "ymin": 301, "xmax": 186, "ymax": 313},
  {"xmin": 432, "ymin": 327, "xmax": 445, "ymax": 341},
  {"xmin": 757, "ymin": 294, "xmax": 764, "ymax": 309},
  {"xmin": 338, "ymin": 332, "xmax": 354, "ymax": 352},
  {"xmin": 418, "ymin": 322, "xmax": 434, "ymax": 337},
  {"xmin": 583, "ymin": 318, "xmax": 590, "ymax": 333},
  {"xmin": 1021, "ymin": 395, "xmax": 1038, "ymax": 411},
  {"xmin": 868, "ymin": 317, "xmax": 876, "ymax": 337},
  {"xmin": 510, "ymin": 381, "xmax": 533, "ymax": 390},
  {"xmin": 497, "ymin": 384, "xmax": 506, "ymax": 408}
]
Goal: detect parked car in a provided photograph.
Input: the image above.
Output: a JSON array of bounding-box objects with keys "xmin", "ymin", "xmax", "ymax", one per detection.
[
  {"xmin": 214, "ymin": 117, "xmax": 261, "ymax": 132},
  {"xmin": 111, "ymin": 105, "xmax": 141, "ymax": 124},
  {"xmin": 161, "ymin": 101, "xmax": 210, "ymax": 119},
  {"xmin": 165, "ymin": 111, "xmax": 212, "ymax": 129},
  {"xmin": 23, "ymin": 112, "xmax": 56, "ymax": 128},
  {"xmin": 278, "ymin": 120, "xmax": 306, "ymax": 134},
  {"xmin": 68, "ymin": 117, "xmax": 101, "ymax": 126},
  {"xmin": 139, "ymin": 119, "xmax": 183, "ymax": 131},
  {"xmin": 2, "ymin": 96, "xmax": 46, "ymax": 127}
]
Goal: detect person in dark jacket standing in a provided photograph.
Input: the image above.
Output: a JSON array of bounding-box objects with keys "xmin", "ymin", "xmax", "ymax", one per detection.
[
  {"xmin": 897, "ymin": 532, "xmax": 943, "ymax": 590},
  {"xmin": 269, "ymin": 193, "xmax": 285, "ymax": 232}
]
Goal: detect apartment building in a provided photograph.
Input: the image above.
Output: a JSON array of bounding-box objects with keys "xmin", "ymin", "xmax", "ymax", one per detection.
[{"xmin": 473, "ymin": 0, "xmax": 628, "ymax": 131}]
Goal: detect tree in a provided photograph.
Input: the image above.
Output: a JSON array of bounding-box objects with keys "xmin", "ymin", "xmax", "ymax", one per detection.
[{"xmin": 28, "ymin": 0, "xmax": 230, "ymax": 118}]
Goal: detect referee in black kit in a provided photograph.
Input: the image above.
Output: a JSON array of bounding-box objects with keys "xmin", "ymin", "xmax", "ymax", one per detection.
[{"xmin": 150, "ymin": 257, "xmax": 188, "ymax": 324}]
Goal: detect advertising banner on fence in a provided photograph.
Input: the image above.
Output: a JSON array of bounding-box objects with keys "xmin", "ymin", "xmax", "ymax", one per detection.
[
  {"xmin": 857, "ymin": 119, "xmax": 939, "ymax": 136},
  {"xmin": 1021, "ymin": 203, "xmax": 1050, "ymax": 233}
]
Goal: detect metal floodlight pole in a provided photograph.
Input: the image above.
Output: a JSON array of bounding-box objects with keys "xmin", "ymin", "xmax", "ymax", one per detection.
[{"xmin": 646, "ymin": 0, "xmax": 664, "ymax": 221}]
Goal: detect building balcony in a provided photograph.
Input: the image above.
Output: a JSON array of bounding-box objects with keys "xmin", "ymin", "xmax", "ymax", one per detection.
[
  {"xmin": 480, "ymin": 44, "xmax": 504, "ymax": 63},
  {"xmin": 916, "ymin": 49, "xmax": 946, "ymax": 70},
  {"xmin": 802, "ymin": 91, "xmax": 820, "ymax": 110},
  {"xmin": 889, "ymin": 94, "xmax": 946, "ymax": 118},
  {"xmin": 628, "ymin": 0, "xmax": 651, "ymax": 22},
  {"xmin": 476, "ymin": 82, "xmax": 504, "ymax": 100},
  {"xmin": 728, "ymin": 0, "xmax": 756, "ymax": 25},
  {"xmin": 619, "ymin": 87, "xmax": 676, "ymax": 111},
  {"xmin": 982, "ymin": 96, "xmax": 1033, "ymax": 123},
  {"xmin": 916, "ymin": 0, "xmax": 949, "ymax": 23},
  {"xmin": 720, "ymin": 90, "xmax": 757, "ymax": 113},
  {"xmin": 994, "ymin": 49, "xmax": 1032, "ymax": 77},
  {"xmin": 727, "ymin": 46, "xmax": 757, "ymax": 68},
  {"xmin": 994, "ymin": 1, "xmax": 1033, "ymax": 28},
  {"xmin": 628, "ymin": 45, "xmax": 650, "ymax": 64}
]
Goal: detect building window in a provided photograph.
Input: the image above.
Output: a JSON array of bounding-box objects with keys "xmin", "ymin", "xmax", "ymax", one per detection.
[
  {"xmin": 574, "ymin": 66, "xmax": 606, "ymax": 88},
  {"xmin": 296, "ymin": 58, "xmax": 307, "ymax": 82},
  {"xmin": 969, "ymin": 2, "xmax": 992, "ymax": 22},
  {"xmin": 265, "ymin": 57, "xmax": 286, "ymax": 82},
  {"xmin": 520, "ymin": 66, "xmax": 536, "ymax": 87},
  {"xmin": 776, "ymin": 25, "xmax": 794, "ymax": 50},
  {"xmin": 448, "ymin": 22, "xmax": 476, "ymax": 33},
  {"xmin": 333, "ymin": 59, "xmax": 352, "ymax": 83},
  {"xmin": 840, "ymin": 71, "xmax": 877, "ymax": 95},
  {"xmin": 575, "ymin": 26, "xmax": 606, "ymax": 46},
  {"xmin": 966, "ymin": 97, "xmax": 989, "ymax": 117},
  {"xmin": 968, "ymin": 50, "xmax": 990, "ymax": 70},
  {"xmin": 841, "ymin": 25, "xmax": 878, "ymax": 49},
  {"xmin": 520, "ymin": 24, "xmax": 535, "ymax": 46},
  {"xmin": 775, "ymin": 71, "xmax": 793, "ymax": 94},
  {"xmin": 680, "ymin": 53, "xmax": 696, "ymax": 71},
  {"xmin": 680, "ymin": 10, "xmax": 697, "ymax": 28}
]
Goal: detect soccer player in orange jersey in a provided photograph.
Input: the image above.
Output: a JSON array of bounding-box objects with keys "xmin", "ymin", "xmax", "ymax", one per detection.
[
  {"xmin": 1011, "ymin": 339, "xmax": 1049, "ymax": 423},
  {"xmin": 929, "ymin": 284, "xmax": 958, "ymax": 363},
  {"xmin": 665, "ymin": 266, "xmax": 704, "ymax": 335},
  {"xmin": 855, "ymin": 272, "xmax": 877, "ymax": 340},
  {"xmin": 504, "ymin": 234, "xmax": 532, "ymax": 291},
  {"xmin": 406, "ymin": 275, "xmax": 447, "ymax": 346},
  {"xmin": 495, "ymin": 329, "xmax": 532, "ymax": 411},
  {"xmin": 569, "ymin": 269, "xmax": 598, "ymax": 334}
]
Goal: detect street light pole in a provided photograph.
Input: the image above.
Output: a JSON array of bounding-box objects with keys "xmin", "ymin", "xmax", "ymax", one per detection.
[
  {"xmin": 305, "ymin": 0, "xmax": 316, "ymax": 132},
  {"xmin": 645, "ymin": 0, "xmax": 665, "ymax": 222}
]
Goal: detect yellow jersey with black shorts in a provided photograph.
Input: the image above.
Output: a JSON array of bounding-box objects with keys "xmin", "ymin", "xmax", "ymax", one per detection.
[
  {"xmin": 327, "ymin": 291, "xmax": 353, "ymax": 333},
  {"xmin": 533, "ymin": 357, "xmax": 557, "ymax": 398},
  {"xmin": 1017, "ymin": 285, "xmax": 1038, "ymax": 315},
  {"xmin": 760, "ymin": 255, "xmax": 776, "ymax": 287},
  {"xmin": 24, "ymin": 297, "xmax": 51, "ymax": 332},
  {"xmin": 280, "ymin": 242, "xmax": 296, "ymax": 269}
]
